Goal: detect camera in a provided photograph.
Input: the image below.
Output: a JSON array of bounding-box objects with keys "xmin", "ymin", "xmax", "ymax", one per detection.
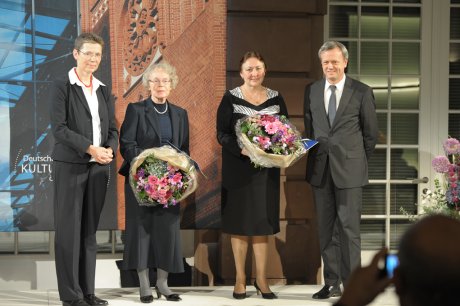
[{"xmin": 383, "ymin": 253, "xmax": 399, "ymax": 278}]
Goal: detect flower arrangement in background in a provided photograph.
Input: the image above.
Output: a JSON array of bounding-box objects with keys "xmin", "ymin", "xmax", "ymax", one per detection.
[
  {"xmin": 410, "ymin": 137, "xmax": 460, "ymax": 220},
  {"xmin": 235, "ymin": 114, "xmax": 306, "ymax": 168},
  {"xmin": 129, "ymin": 146, "xmax": 197, "ymax": 207}
]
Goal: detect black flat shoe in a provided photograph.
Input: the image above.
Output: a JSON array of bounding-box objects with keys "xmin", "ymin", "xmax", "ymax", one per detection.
[
  {"xmin": 62, "ymin": 299, "xmax": 90, "ymax": 306},
  {"xmin": 312, "ymin": 285, "xmax": 342, "ymax": 299},
  {"xmin": 254, "ymin": 281, "xmax": 277, "ymax": 299},
  {"xmin": 140, "ymin": 295, "xmax": 153, "ymax": 303},
  {"xmin": 84, "ymin": 294, "xmax": 108, "ymax": 306},
  {"xmin": 154, "ymin": 286, "xmax": 182, "ymax": 301}
]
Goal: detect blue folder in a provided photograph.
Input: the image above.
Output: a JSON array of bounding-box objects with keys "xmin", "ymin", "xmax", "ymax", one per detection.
[{"xmin": 301, "ymin": 138, "xmax": 319, "ymax": 151}]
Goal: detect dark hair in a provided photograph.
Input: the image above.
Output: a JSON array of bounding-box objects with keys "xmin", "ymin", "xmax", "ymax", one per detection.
[
  {"xmin": 397, "ymin": 215, "xmax": 460, "ymax": 306},
  {"xmin": 239, "ymin": 51, "xmax": 266, "ymax": 72},
  {"xmin": 74, "ymin": 33, "xmax": 104, "ymax": 51},
  {"xmin": 318, "ymin": 40, "xmax": 348, "ymax": 61}
]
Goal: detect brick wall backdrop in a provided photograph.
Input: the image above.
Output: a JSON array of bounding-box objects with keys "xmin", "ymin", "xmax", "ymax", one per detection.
[
  {"xmin": 80, "ymin": 0, "xmax": 226, "ymax": 230},
  {"xmin": 79, "ymin": 0, "xmax": 324, "ymax": 286}
]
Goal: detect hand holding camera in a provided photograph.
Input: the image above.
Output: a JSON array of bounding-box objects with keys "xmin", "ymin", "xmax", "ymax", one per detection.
[
  {"xmin": 382, "ymin": 253, "xmax": 399, "ymax": 278},
  {"xmin": 334, "ymin": 248, "xmax": 394, "ymax": 306}
]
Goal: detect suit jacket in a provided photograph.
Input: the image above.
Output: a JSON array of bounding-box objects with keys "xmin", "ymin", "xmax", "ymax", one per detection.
[
  {"xmin": 304, "ymin": 76, "xmax": 378, "ymax": 188},
  {"xmin": 50, "ymin": 80, "xmax": 119, "ymax": 163},
  {"xmin": 118, "ymin": 99, "xmax": 189, "ymax": 177}
]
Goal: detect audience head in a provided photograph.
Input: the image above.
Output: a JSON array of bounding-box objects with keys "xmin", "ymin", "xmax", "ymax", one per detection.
[{"xmin": 395, "ymin": 215, "xmax": 460, "ymax": 306}]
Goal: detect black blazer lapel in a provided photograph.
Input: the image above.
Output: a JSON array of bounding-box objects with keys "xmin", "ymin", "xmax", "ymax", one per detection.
[
  {"xmin": 72, "ymin": 84, "xmax": 91, "ymax": 116},
  {"xmin": 96, "ymin": 87, "xmax": 108, "ymax": 143},
  {"xmin": 169, "ymin": 103, "xmax": 181, "ymax": 149},
  {"xmin": 144, "ymin": 100, "xmax": 161, "ymax": 138},
  {"xmin": 311, "ymin": 80, "xmax": 330, "ymax": 130}
]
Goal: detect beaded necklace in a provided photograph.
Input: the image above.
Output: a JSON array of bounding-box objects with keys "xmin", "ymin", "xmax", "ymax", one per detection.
[{"xmin": 74, "ymin": 68, "xmax": 92, "ymax": 88}]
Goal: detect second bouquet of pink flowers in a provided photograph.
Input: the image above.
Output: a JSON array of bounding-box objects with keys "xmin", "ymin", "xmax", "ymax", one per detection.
[
  {"xmin": 129, "ymin": 146, "xmax": 198, "ymax": 207},
  {"xmin": 235, "ymin": 113, "xmax": 309, "ymax": 168},
  {"xmin": 431, "ymin": 137, "xmax": 460, "ymax": 210}
]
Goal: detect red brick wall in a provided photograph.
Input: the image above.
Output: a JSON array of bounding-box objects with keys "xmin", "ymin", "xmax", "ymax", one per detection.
[
  {"xmin": 161, "ymin": 1, "xmax": 226, "ymax": 228},
  {"xmin": 80, "ymin": 0, "xmax": 226, "ymax": 229}
]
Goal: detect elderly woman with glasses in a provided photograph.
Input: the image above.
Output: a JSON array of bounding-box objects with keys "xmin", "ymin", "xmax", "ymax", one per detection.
[{"xmin": 118, "ymin": 61, "xmax": 189, "ymax": 303}]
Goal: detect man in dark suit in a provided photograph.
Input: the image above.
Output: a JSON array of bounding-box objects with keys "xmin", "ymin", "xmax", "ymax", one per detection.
[
  {"xmin": 304, "ymin": 40, "xmax": 378, "ymax": 299},
  {"xmin": 50, "ymin": 33, "xmax": 118, "ymax": 306}
]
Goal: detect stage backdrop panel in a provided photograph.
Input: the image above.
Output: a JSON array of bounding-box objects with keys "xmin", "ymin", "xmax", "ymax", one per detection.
[
  {"xmin": 0, "ymin": 0, "xmax": 117, "ymax": 231},
  {"xmin": 0, "ymin": 0, "xmax": 226, "ymax": 231}
]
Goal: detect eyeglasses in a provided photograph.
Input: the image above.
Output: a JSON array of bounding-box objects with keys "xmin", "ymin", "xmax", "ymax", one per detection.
[
  {"xmin": 78, "ymin": 49, "xmax": 102, "ymax": 59},
  {"xmin": 148, "ymin": 79, "xmax": 172, "ymax": 85}
]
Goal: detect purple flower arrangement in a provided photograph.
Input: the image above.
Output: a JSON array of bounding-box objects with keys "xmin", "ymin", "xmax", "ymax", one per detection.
[{"xmin": 431, "ymin": 137, "xmax": 460, "ymax": 212}]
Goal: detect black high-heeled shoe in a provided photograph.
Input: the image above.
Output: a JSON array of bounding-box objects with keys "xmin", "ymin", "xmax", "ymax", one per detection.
[
  {"xmin": 140, "ymin": 295, "xmax": 153, "ymax": 303},
  {"xmin": 254, "ymin": 280, "xmax": 277, "ymax": 299},
  {"xmin": 154, "ymin": 286, "xmax": 182, "ymax": 301},
  {"xmin": 232, "ymin": 284, "xmax": 247, "ymax": 299}
]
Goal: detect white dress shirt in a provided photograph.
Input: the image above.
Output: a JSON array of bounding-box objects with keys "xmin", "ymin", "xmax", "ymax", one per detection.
[
  {"xmin": 68, "ymin": 68, "xmax": 104, "ymax": 161},
  {"xmin": 324, "ymin": 75, "xmax": 346, "ymax": 115}
]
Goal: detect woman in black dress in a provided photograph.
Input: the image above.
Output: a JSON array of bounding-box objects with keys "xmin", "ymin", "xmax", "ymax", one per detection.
[
  {"xmin": 216, "ymin": 51, "xmax": 288, "ymax": 299},
  {"xmin": 119, "ymin": 61, "xmax": 189, "ymax": 303}
]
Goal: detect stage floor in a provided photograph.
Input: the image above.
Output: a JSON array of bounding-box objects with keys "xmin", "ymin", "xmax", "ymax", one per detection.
[{"xmin": 0, "ymin": 285, "xmax": 398, "ymax": 306}]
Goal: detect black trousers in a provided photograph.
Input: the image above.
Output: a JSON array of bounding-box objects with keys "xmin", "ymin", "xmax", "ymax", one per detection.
[
  {"xmin": 53, "ymin": 161, "xmax": 109, "ymax": 301},
  {"xmin": 312, "ymin": 162, "xmax": 362, "ymax": 287}
]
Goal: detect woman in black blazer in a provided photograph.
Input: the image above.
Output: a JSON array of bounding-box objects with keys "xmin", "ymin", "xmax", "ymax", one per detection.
[
  {"xmin": 50, "ymin": 33, "xmax": 118, "ymax": 306},
  {"xmin": 119, "ymin": 61, "xmax": 189, "ymax": 303}
]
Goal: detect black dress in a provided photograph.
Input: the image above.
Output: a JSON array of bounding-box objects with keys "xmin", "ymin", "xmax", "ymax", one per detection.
[
  {"xmin": 119, "ymin": 99, "xmax": 189, "ymax": 273},
  {"xmin": 216, "ymin": 87, "xmax": 288, "ymax": 236}
]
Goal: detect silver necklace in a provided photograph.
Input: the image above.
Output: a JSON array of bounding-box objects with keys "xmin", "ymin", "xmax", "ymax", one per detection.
[{"xmin": 153, "ymin": 102, "xmax": 168, "ymax": 114}]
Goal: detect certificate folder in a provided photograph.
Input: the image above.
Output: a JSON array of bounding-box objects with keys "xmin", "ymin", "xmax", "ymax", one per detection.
[{"xmin": 301, "ymin": 138, "xmax": 319, "ymax": 150}]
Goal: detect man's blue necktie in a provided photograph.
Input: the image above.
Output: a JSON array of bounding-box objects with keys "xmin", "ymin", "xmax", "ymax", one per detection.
[{"xmin": 328, "ymin": 85, "xmax": 337, "ymax": 126}]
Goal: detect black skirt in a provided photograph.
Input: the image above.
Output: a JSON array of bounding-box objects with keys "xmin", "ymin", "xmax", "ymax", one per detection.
[
  {"xmin": 220, "ymin": 151, "xmax": 281, "ymax": 236},
  {"xmin": 121, "ymin": 179, "xmax": 184, "ymax": 273}
]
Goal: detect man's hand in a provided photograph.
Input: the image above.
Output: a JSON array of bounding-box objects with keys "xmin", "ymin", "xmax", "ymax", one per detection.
[
  {"xmin": 87, "ymin": 145, "xmax": 113, "ymax": 164},
  {"xmin": 335, "ymin": 248, "xmax": 393, "ymax": 306}
]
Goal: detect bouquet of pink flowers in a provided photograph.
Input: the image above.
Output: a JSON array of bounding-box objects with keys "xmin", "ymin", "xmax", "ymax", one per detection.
[
  {"xmin": 235, "ymin": 114, "xmax": 307, "ymax": 168},
  {"xmin": 430, "ymin": 137, "xmax": 460, "ymax": 215},
  {"xmin": 129, "ymin": 145, "xmax": 197, "ymax": 207}
]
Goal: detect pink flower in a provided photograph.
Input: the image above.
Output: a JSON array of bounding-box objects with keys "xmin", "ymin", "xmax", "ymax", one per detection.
[
  {"xmin": 264, "ymin": 122, "xmax": 279, "ymax": 134},
  {"xmin": 432, "ymin": 156, "xmax": 450, "ymax": 173},
  {"xmin": 158, "ymin": 188, "xmax": 169, "ymax": 196},
  {"xmin": 255, "ymin": 136, "xmax": 271, "ymax": 149},
  {"xmin": 260, "ymin": 114, "xmax": 276, "ymax": 122},
  {"xmin": 171, "ymin": 173, "xmax": 183, "ymax": 184},
  {"xmin": 443, "ymin": 138, "xmax": 460, "ymax": 155},
  {"xmin": 148, "ymin": 175, "xmax": 159, "ymax": 185}
]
